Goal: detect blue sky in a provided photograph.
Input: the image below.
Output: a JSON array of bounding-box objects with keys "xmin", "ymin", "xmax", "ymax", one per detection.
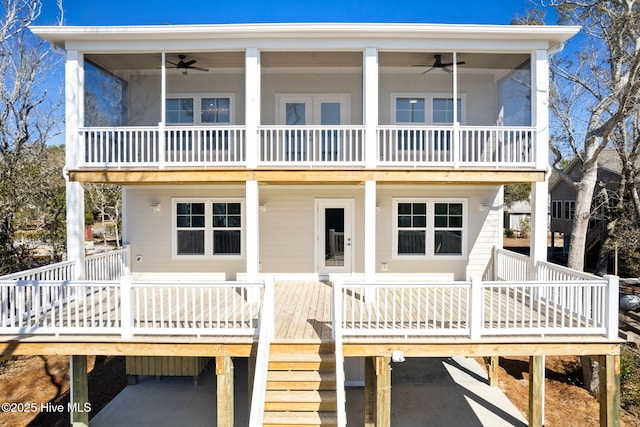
[{"xmin": 36, "ymin": 0, "xmax": 556, "ymax": 26}]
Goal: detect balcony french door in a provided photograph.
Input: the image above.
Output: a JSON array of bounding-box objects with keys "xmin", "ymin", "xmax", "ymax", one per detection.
[{"xmin": 277, "ymin": 95, "xmax": 349, "ymax": 161}]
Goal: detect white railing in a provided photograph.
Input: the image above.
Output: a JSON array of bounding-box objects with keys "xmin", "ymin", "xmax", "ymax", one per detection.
[
  {"xmin": 481, "ymin": 280, "xmax": 609, "ymax": 336},
  {"xmin": 127, "ymin": 280, "xmax": 262, "ymax": 336},
  {"xmin": 333, "ymin": 274, "xmax": 616, "ymax": 339},
  {"xmin": 536, "ymin": 261, "xmax": 601, "ymax": 281},
  {"xmin": 332, "ymin": 278, "xmax": 348, "ymax": 427},
  {"xmin": 259, "ymin": 126, "xmax": 365, "ymax": 166},
  {"xmin": 85, "ymin": 247, "xmax": 130, "ymax": 281},
  {"xmin": 81, "ymin": 126, "xmax": 159, "ymax": 166},
  {"xmin": 164, "ymin": 126, "xmax": 245, "ymax": 165},
  {"xmin": 377, "ymin": 126, "xmax": 535, "ymax": 167},
  {"xmin": 335, "ymin": 280, "xmax": 471, "ymax": 336},
  {"xmin": 0, "ymin": 260, "xmax": 76, "ymax": 281},
  {"xmin": 248, "ymin": 276, "xmax": 275, "ymax": 427},
  {"xmin": 0, "ymin": 280, "xmax": 122, "ymax": 334},
  {"xmin": 0, "ymin": 278, "xmax": 266, "ymax": 337},
  {"xmin": 459, "ymin": 126, "xmax": 534, "ymax": 166},
  {"xmin": 493, "ymin": 247, "xmax": 531, "ymax": 281},
  {"xmin": 80, "ymin": 126, "xmax": 246, "ymax": 167}
]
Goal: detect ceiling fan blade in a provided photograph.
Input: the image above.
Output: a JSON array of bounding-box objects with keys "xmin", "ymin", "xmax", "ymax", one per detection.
[
  {"xmin": 422, "ymin": 67, "xmax": 435, "ymax": 74},
  {"xmin": 190, "ymin": 66, "xmax": 209, "ymax": 72},
  {"xmin": 166, "ymin": 60, "xmax": 178, "ymax": 66},
  {"xmin": 183, "ymin": 59, "xmax": 197, "ymax": 67}
]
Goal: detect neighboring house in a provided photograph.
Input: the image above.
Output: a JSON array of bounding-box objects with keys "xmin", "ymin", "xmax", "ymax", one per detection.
[
  {"xmin": 0, "ymin": 23, "xmax": 622, "ymax": 426},
  {"xmin": 504, "ymin": 200, "xmax": 531, "ymax": 233},
  {"xmin": 550, "ymin": 150, "xmax": 628, "ymax": 268}
]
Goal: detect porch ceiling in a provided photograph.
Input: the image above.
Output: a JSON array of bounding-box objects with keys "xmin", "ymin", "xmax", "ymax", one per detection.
[{"xmin": 67, "ymin": 168, "xmax": 547, "ymax": 185}]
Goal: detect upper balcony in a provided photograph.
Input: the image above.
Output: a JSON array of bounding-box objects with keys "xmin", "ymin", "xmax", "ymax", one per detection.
[{"xmin": 69, "ymin": 49, "xmax": 545, "ymax": 177}]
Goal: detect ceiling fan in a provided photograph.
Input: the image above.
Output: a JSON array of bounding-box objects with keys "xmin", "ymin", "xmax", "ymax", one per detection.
[
  {"xmin": 414, "ymin": 54, "xmax": 465, "ymax": 74},
  {"xmin": 167, "ymin": 55, "xmax": 209, "ymax": 73}
]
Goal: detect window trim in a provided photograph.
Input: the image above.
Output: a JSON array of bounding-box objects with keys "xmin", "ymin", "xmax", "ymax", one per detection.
[
  {"xmin": 171, "ymin": 197, "xmax": 245, "ymax": 260},
  {"xmin": 391, "ymin": 198, "xmax": 468, "ymax": 260},
  {"xmin": 391, "ymin": 93, "xmax": 466, "ymax": 125},
  {"xmin": 165, "ymin": 93, "xmax": 235, "ymax": 125}
]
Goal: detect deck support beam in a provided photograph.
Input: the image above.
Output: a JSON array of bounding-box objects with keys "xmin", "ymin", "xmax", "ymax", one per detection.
[
  {"xmin": 599, "ymin": 354, "xmax": 620, "ymax": 427},
  {"xmin": 364, "ymin": 356, "xmax": 391, "ymax": 427},
  {"xmin": 485, "ymin": 356, "xmax": 499, "ymax": 387},
  {"xmin": 528, "ymin": 355, "xmax": 544, "ymax": 427},
  {"xmin": 216, "ymin": 356, "xmax": 234, "ymax": 427},
  {"xmin": 70, "ymin": 355, "xmax": 89, "ymax": 427}
]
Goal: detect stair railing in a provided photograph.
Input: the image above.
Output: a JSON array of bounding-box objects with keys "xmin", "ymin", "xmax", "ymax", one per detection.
[
  {"xmin": 248, "ymin": 275, "xmax": 275, "ymax": 427},
  {"xmin": 332, "ymin": 277, "xmax": 347, "ymax": 426}
]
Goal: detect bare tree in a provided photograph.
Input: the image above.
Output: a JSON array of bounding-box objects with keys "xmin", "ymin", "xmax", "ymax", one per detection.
[
  {"xmin": 0, "ymin": 0, "xmax": 64, "ymax": 273},
  {"xmin": 545, "ymin": 0, "xmax": 640, "ymax": 395},
  {"xmin": 548, "ymin": 0, "xmax": 640, "ymax": 273}
]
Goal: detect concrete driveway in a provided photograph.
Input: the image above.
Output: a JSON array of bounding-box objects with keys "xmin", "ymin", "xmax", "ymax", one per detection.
[{"xmin": 90, "ymin": 356, "xmax": 527, "ymax": 426}]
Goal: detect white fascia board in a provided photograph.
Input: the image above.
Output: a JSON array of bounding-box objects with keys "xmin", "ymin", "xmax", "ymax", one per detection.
[
  {"xmin": 31, "ymin": 22, "xmax": 580, "ymax": 52},
  {"xmin": 62, "ymin": 37, "xmax": 554, "ymax": 54}
]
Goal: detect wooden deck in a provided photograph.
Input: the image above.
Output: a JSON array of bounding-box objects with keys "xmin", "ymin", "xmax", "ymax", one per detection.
[{"xmin": 273, "ymin": 281, "xmax": 334, "ymax": 341}]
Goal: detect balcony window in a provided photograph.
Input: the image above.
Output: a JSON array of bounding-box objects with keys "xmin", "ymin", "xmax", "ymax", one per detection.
[
  {"xmin": 393, "ymin": 198, "xmax": 466, "ymax": 258},
  {"xmin": 173, "ymin": 198, "xmax": 244, "ymax": 258},
  {"xmin": 166, "ymin": 94, "xmax": 234, "ymax": 125},
  {"xmin": 396, "ymin": 98, "xmax": 425, "ymax": 123}
]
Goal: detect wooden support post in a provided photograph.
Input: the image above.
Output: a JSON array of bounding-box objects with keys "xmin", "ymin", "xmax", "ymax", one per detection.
[
  {"xmin": 216, "ymin": 356, "xmax": 234, "ymax": 427},
  {"xmin": 70, "ymin": 355, "xmax": 89, "ymax": 427},
  {"xmin": 364, "ymin": 357, "xmax": 376, "ymax": 427},
  {"xmin": 484, "ymin": 356, "xmax": 499, "ymax": 387},
  {"xmin": 528, "ymin": 355, "xmax": 544, "ymax": 427},
  {"xmin": 248, "ymin": 352, "xmax": 256, "ymax": 409},
  {"xmin": 376, "ymin": 356, "xmax": 391, "ymax": 427},
  {"xmin": 599, "ymin": 354, "xmax": 620, "ymax": 427},
  {"xmin": 364, "ymin": 356, "xmax": 392, "ymax": 426}
]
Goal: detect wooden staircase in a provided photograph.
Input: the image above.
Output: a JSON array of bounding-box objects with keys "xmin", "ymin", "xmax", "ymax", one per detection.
[{"xmin": 263, "ymin": 344, "xmax": 338, "ymax": 426}]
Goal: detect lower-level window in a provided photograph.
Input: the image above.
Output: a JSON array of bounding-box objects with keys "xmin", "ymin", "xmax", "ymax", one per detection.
[
  {"xmin": 173, "ymin": 198, "xmax": 244, "ymax": 258},
  {"xmin": 393, "ymin": 198, "xmax": 466, "ymax": 258}
]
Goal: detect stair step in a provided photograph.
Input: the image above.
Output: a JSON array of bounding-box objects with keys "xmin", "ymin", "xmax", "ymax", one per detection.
[
  {"xmin": 267, "ymin": 371, "xmax": 336, "ymax": 390},
  {"xmin": 269, "ymin": 353, "xmax": 336, "ymax": 371},
  {"xmin": 265, "ymin": 390, "xmax": 337, "ymax": 411},
  {"xmin": 263, "ymin": 410, "xmax": 337, "ymax": 426}
]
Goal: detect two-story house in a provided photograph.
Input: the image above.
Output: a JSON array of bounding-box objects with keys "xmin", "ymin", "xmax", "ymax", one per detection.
[{"xmin": 0, "ymin": 23, "xmax": 622, "ymax": 426}]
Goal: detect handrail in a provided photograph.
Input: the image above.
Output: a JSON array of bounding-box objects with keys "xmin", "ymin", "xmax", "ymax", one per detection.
[
  {"xmin": 248, "ymin": 275, "xmax": 274, "ymax": 427},
  {"xmin": 0, "ymin": 260, "xmax": 76, "ymax": 281},
  {"xmin": 332, "ymin": 277, "xmax": 347, "ymax": 427}
]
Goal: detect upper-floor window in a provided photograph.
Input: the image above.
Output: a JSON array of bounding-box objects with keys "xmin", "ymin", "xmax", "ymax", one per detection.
[
  {"xmin": 173, "ymin": 198, "xmax": 244, "ymax": 259},
  {"xmin": 564, "ymin": 200, "xmax": 576, "ymax": 220},
  {"xmin": 432, "ymin": 98, "xmax": 462, "ymax": 124},
  {"xmin": 393, "ymin": 198, "xmax": 466, "ymax": 258},
  {"xmin": 393, "ymin": 94, "xmax": 464, "ymax": 125},
  {"xmin": 552, "ymin": 200, "xmax": 563, "ymax": 219},
  {"xmin": 166, "ymin": 94, "xmax": 233, "ymax": 125},
  {"xmin": 396, "ymin": 98, "xmax": 426, "ymax": 123}
]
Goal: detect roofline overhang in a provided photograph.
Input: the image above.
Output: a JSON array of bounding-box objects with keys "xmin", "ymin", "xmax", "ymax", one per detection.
[{"xmin": 30, "ymin": 22, "xmax": 580, "ymax": 52}]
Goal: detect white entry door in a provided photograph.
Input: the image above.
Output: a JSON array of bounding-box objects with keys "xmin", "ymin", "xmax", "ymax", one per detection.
[{"xmin": 316, "ymin": 199, "xmax": 354, "ymax": 275}]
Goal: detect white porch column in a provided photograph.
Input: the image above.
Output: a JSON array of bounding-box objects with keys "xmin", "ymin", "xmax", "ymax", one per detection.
[
  {"xmin": 65, "ymin": 50, "xmax": 85, "ymax": 279},
  {"xmin": 530, "ymin": 49, "xmax": 550, "ymax": 278},
  {"xmin": 245, "ymin": 48, "xmax": 261, "ymax": 168},
  {"xmin": 533, "ymin": 49, "xmax": 549, "ymax": 170},
  {"xmin": 158, "ymin": 52, "xmax": 166, "ymax": 167},
  {"xmin": 246, "ymin": 180, "xmax": 259, "ymax": 281},
  {"xmin": 364, "ymin": 180, "xmax": 377, "ymax": 281},
  {"xmin": 363, "ymin": 48, "xmax": 378, "ymax": 169},
  {"xmin": 530, "ymin": 180, "xmax": 548, "ymax": 278}
]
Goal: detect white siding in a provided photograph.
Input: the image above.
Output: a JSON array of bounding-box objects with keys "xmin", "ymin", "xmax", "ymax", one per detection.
[
  {"xmin": 123, "ymin": 185, "xmax": 500, "ymax": 279},
  {"xmin": 124, "ymin": 186, "xmax": 246, "ymax": 279}
]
